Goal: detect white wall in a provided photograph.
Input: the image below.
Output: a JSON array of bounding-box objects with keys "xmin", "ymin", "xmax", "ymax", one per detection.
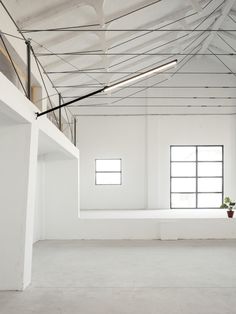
[
  {"xmin": 78, "ymin": 116, "xmax": 146, "ymax": 210},
  {"xmin": 34, "ymin": 153, "xmax": 80, "ymax": 240},
  {"xmin": 77, "ymin": 114, "xmax": 236, "ymax": 210},
  {"xmin": 43, "ymin": 158, "xmax": 80, "ymax": 239},
  {"xmin": 148, "ymin": 115, "xmax": 236, "ymax": 208}
]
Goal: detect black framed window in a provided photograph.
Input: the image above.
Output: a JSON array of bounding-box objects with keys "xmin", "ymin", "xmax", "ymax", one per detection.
[
  {"xmin": 95, "ymin": 159, "xmax": 122, "ymax": 185},
  {"xmin": 170, "ymin": 145, "xmax": 223, "ymax": 209}
]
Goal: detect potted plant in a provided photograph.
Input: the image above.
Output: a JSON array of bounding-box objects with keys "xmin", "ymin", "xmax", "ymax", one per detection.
[{"xmin": 220, "ymin": 196, "xmax": 235, "ymax": 218}]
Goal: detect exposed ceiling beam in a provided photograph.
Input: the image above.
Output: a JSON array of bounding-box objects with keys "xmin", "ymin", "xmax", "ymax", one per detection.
[
  {"xmin": 106, "ymin": 0, "xmax": 162, "ymax": 24},
  {"xmin": 19, "ymin": 0, "xmax": 160, "ymax": 30},
  {"xmin": 106, "ymin": 11, "xmax": 219, "ymax": 61},
  {"xmin": 17, "ymin": 0, "xmax": 104, "ymax": 28},
  {"xmin": 52, "ymin": 31, "xmax": 208, "ymax": 92},
  {"xmin": 108, "ymin": 0, "xmax": 210, "ymax": 48},
  {"xmin": 34, "ymin": 0, "xmax": 207, "ymax": 52},
  {"xmin": 51, "ymin": 31, "xmax": 202, "ymax": 86},
  {"xmin": 199, "ymin": 0, "xmax": 236, "ymax": 53},
  {"xmin": 33, "ymin": 15, "xmax": 169, "ymax": 53},
  {"xmin": 49, "ymin": 11, "xmax": 215, "ymax": 89},
  {"xmin": 43, "ymin": 6, "xmax": 218, "ymax": 73},
  {"xmin": 96, "ymin": 14, "xmax": 218, "ymax": 73}
]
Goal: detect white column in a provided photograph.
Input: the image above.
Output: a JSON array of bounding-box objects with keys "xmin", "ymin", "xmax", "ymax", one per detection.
[{"xmin": 0, "ymin": 123, "xmax": 38, "ymax": 290}]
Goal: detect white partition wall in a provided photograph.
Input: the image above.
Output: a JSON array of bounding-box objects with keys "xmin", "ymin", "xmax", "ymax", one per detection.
[
  {"xmin": 0, "ymin": 73, "xmax": 80, "ymax": 290},
  {"xmin": 0, "ymin": 122, "xmax": 38, "ymax": 290}
]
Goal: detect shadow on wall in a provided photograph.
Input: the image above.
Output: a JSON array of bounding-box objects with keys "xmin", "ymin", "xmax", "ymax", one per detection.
[{"xmin": 0, "ymin": 50, "xmax": 19, "ymax": 86}]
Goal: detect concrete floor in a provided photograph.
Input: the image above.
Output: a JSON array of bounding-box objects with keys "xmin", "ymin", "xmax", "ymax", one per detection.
[{"xmin": 0, "ymin": 240, "xmax": 236, "ymax": 314}]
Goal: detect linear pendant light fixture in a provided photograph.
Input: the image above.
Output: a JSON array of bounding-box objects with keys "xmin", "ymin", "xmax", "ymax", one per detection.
[
  {"xmin": 36, "ymin": 59, "xmax": 177, "ymax": 118},
  {"xmin": 104, "ymin": 59, "xmax": 177, "ymax": 93}
]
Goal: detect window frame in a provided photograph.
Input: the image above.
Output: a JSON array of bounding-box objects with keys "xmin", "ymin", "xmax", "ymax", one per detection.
[
  {"xmin": 95, "ymin": 158, "xmax": 122, "ymax": 185},
  {"xmin": 170, "ymin": 145, "xmax": 224, "ymax": 209}
]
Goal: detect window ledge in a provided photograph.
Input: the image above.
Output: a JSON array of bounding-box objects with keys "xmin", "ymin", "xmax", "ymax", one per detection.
[{"xmin": 80, "ymin": 209, "xmax": 233, "ymax": 220}]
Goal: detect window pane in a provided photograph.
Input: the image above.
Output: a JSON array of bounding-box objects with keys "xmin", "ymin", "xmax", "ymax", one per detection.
[
  {"xmin": 171, "ymin": 162, "xmax": 196, "ymax": 177},
  {"xmin": 198, "ymin": 178, "xmax": 222, "ymax": 192},
  {"xmin": 171, "ymin": 147, "xmax": 196, "ymax": 161},
  {"xmin": 198, "ymin": 162, "xmax": 222, "ymax": 176},
  {"xmin": 171, "ymin": 193, "xmax": 196, "ymax": 208},
  {"xmin": 96, "ymin": 159, "xmax": 121, "ymax": 171},
  {"xmin": 171, "ymin": 178, "xmax": 196, "ymax": 192},
  {"xmin": 198, "ymin": 193, "xmax": 222, "ymax": 208},
  {"xmin": 198, "ymin": 146, "xmax": 222, "ymax": 161},
  {"xmin": 96, "ymin": 173, "xmax": 121, "ymax": 185}
]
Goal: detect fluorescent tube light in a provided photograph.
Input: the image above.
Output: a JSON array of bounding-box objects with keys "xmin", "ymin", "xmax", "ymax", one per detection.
[
  {"xmin": 36, "ymin": 59, "xmax": 177, "ymax": 118},
  {"xmin": 104, "ymin": 59, "xmax": 177, "ymax": 93}
]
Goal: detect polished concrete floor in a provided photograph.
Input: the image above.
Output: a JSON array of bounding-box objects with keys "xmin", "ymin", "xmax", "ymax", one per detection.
[{"xmin": 0, "ymin": 240, "xmax": 236, "ymax": 313}]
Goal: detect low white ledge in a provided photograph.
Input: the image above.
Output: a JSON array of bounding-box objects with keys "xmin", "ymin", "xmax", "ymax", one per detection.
[
  {"xmin": 80, "ymin": 209, "xmax": 233, "ymax": 220},
  {"xmin": 76, "ymin": 209, "xmax": 236, "ymax": 240}
]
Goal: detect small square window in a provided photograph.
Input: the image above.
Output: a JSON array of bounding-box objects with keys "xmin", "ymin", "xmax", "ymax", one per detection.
[{"xmin": 95, "ymin": 159, "xmax": 122, "ymax": 185}]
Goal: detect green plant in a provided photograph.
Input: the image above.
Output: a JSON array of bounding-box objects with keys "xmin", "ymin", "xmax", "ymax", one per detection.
[{"xmin": 220, "ymin": 196, "xmax": 236, "ymax": 211}]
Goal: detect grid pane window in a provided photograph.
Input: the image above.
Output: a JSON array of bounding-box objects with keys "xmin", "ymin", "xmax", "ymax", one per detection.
[
  {"xmin": 198, "ymin": 193, "xmax": 222, "ymax": 208},
  {"xmin": 198, "ymin": 178, "xmax": 222, "ymax": 192},
  {"xmin": 95, "ymin": 159, "xmax": 122, "ymax": 185},
  {"xmin": 198, "ymin": 162, "xmax": 222, "ymax": 176},
  {"xmin": 170, "ymin": 145, "xmax": 223, "ymax": 208},
  {"xmin": 171, "ymin": 194, "xmax": 196, "ymax": 208},
  {"xmin": 171, "ymin": 162, "xmax": 196, "ymax": 177},
  {"xmin": 198, "ymin": 146, "xmax": 222, "ymax": 161},
  {"xmin": 171, "ymin": 178, "xmax": 196, "ymax": 193},
  {"xmin": 171, "ymin": 146, "xmax": 196, "ymax": 161}
]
